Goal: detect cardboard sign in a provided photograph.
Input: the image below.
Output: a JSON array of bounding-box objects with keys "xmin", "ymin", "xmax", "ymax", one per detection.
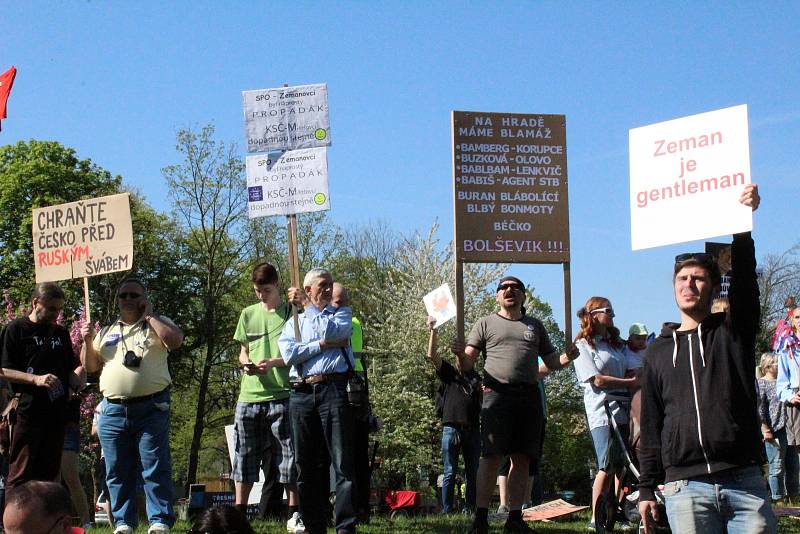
[
  {"xmin": 522, "ymin": 499, "xmax": 589, "ymax": 521},
  {"xmin": 242, "ymin": 83, "xmax": 331, "ymax": 153},
  {"xmin": 32, "ymin": 193, "xmax": 133, "ymax": 282},
  {"xmin": 629, "ymin": 105, "xmax": 752, "ymax": 250},
  {"xmin": 246, "ymin": 147, "xmax": 330, "ymax": 218},
  {"xmin": 423, "ymin": 284, "xmax": 457, "ymax": 328},
  {"xmin": 453, "ymin": 111, "xmax": 570, "ymax": 263}
]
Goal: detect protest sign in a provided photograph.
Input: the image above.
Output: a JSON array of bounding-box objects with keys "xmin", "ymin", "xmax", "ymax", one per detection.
[
  {"xmin": 452, "ymin": 111, "xmax": 570, "ymax": 263},
  {"xmin": 521, "ymin": 499, "xmax": 589, "ymax": 521},
  {"xmin": 246, "ymin": 147, "xmax": 330, "ymax": 218},
  {"xmin": 32, "ymin": 193, "xmax": 133, "ymax": 282},
  {"xmin": 423, "ymin": 283, "xmax": 457, "ymax": 328},
  {"xmin": 243, "ymin": 83, "xmax": 331, "ymax": 153},
  {"xmin": 629, "ymin": 104, "xmax": 751, "ymax": 250}
]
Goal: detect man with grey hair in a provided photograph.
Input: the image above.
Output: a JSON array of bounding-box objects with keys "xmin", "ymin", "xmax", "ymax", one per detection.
[{"xmin": 279, "ymin": 268, "xmax": 357, "ymax": 534}]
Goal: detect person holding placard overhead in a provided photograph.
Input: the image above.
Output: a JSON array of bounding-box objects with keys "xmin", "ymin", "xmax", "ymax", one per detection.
[
  {"xmin": 638, "ymin": 184, "xmax": 777, "ymax": 533},
  {"xmin": 81, "ymin": 278, "xmax": 183, "ymax": 534}
]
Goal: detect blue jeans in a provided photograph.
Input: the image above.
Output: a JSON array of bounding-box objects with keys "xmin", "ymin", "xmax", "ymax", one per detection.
[
  {"xmin": 663, "ymin": 465, "xmax": 777, "ymax": 534},
  {"xmin": 441, "ymin": 425, "xmax": 480, "ymax": 513},
  {"xmin": 765, "ymin": 429, "xmax": 787, "ymax": 499},
  {"xmin": 98, "ymin": 389, "xmax": 174, "ymax": 529},
  {"xmin": 290, "ymin": 380, "xmax": 356, "ymax": 534}
]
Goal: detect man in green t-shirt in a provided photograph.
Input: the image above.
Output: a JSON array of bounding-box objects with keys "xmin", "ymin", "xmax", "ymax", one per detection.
[{"xmin": 232, "ymin": 263, "xmax": 304, "ymax": 533}]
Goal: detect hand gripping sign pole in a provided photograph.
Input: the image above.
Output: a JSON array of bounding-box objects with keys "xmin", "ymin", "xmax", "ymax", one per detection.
[{"xmin": 451, "ymin": 111, "xmax": 572, "ymax": 345}]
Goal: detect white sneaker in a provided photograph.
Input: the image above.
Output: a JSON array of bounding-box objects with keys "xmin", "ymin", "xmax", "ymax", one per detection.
[
  {"xmin": 148, "ymin": 523, "xmax": 170, "ymax": 533},
  {"xmin": 287, "ymin": 511, "xmax": 307, "ymax": 533},
  {"xmin": 113, "ymin": 526, "xmax": 133, "ymax": 534}
]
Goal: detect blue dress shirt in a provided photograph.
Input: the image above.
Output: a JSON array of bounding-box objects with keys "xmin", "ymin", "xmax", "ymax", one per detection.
[{"xmin": 278, "ymin": 304, "xmax": 354, "ymax": 379}]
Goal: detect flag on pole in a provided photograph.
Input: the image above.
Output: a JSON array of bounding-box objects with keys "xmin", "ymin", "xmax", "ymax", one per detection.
[{"xmin": 0, "ymin": 66, "xmax": 18, "ymax": 131}]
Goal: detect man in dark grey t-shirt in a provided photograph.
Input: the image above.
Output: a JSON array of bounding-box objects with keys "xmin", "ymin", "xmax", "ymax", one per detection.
[{"xmin": 453, "ymin": 276, "xmax": 578, "ymax": 534}]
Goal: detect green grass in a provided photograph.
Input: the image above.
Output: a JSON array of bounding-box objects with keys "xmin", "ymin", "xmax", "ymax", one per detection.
[{"xmin": 85, "ymin": 511, "xmax": 800, "ymax": 533}]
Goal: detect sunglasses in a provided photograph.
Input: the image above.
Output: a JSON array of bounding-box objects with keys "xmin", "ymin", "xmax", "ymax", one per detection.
[
  {"xmin": 497, "ymin": 284, "xmax": 523, "ymax": 292},
  {"xmin": 674, "ymin": 252, "xmax": 714, "ymax": 265},
  {"xmin": 118, "ymin": 292, "xmax": 143, "ymax": 300},
  {"xmin": 590, "ymin": 307, "xmax": 615, "ymax": 318}
]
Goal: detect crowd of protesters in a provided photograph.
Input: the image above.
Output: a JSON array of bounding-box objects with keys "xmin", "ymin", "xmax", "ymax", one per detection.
[{"xmin": 0, "ymin": 183, "xmax": 792, "ymax": 534}]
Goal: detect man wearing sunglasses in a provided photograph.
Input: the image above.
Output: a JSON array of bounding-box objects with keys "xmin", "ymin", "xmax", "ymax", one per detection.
[
  {"xmin": 82, "ymin": 278, "xmax": 184, "ymax": 534},
  {"xmin": 452, "ymin": 276, "xmax": 579, "ymax": 534},
  {"xmin": 638, "ymin": 184, "xmax": 777, "ymax": 534}
]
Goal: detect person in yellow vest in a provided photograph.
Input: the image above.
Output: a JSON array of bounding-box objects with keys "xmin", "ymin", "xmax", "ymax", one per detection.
[{"xmin": 331, "ymin": 283, "xmax": 380, "ymax": 523}]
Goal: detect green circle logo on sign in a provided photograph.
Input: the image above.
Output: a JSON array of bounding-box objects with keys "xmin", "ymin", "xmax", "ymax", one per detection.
[
  {"xmin": 314, "ymin": 128, "xmax": 327, "ymax": 141},
  {"xmin": 314, "ymin": 193, "xmax": 326, "ymax": 205}
]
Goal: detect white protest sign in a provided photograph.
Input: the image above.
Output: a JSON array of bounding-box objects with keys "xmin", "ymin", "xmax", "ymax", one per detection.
[
  {"xmin": 242, "ymin": 83, "xmax": 331, "ymax": 154},
  {"xmin": 246, "ymin": 147, "xmax": 330, "ymax": 218},
  {"xmin": 423, "ymin": 283, "xmax": 457, "ymax": 328},
  {"xmin": 32, "ymin": 193, "xmax": 134, "ymax": 282},
  {"xmin": 629, "ymin": 105, "xmax": 751, "ymax": 250}
]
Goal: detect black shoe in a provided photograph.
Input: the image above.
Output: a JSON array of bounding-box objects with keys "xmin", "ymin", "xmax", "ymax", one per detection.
[
  {"xmin": 503, "ymin": 516, "xmax": 536, "ymax": 533},
  {"xmin": 467, "ymin": 521, "xmax": 489, "ymax": 534}
]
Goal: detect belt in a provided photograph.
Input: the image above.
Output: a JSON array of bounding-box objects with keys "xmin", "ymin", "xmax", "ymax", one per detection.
[
  {"xmin": 106, "ymin": 388, "xmax": 169, "ymax": 405},
  {"xmin": 303, "ymin": 372, "xmax": 349, "ymax": 385}
]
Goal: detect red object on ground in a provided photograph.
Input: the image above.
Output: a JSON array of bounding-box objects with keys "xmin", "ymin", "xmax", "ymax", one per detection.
[
  {"xmin": 383, "ymin": 490, "xmax": 420, "ymax": 511},
  {"xmin": 0, "ymin": 66, "xmax": 17, "ymax": 130}
]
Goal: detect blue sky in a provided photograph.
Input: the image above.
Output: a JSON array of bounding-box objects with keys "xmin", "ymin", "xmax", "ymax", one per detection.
[{"xmin": 4, "ymin": 2, "xmax": 799, "ymax": 338}]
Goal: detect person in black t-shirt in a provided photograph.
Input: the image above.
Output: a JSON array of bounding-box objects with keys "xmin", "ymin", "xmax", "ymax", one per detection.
[
  {"xmin": 0, "ymin": 282, "xmax": 83, "ymax": 488},
  {"xmin": 427, "ymin": 316, "xmax": 481, "ymax": 514}
]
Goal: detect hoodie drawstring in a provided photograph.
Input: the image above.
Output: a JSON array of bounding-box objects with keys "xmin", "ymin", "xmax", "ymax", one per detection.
[
  {"xmin": 672, "ymin": 331, "xmax": 678, "ymax": 367},
  {"xmin": 698, "ymin": 323, "xmax": 706, "ymax": 367}
]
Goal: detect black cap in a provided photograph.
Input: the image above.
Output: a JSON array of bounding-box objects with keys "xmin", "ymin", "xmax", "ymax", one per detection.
[{"xmin": 496, "ymin": 276, "xmax": 525, "ymax": 292}]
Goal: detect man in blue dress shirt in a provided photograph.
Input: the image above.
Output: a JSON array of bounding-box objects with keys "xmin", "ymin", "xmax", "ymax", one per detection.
[{"xmin": 279, "ymin": 268, "xmax": 356, "ymax": 534}]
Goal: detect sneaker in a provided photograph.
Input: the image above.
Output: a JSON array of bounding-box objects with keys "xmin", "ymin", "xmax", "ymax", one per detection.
[
  {"xmin": 113, "ymin": 526, "xmax": 133, "ymax": 534},
  {"xmin": 618, "ymin": 522, "xmax": 634, "ymax": 531},
  {"xmin": 503, "ymin": 516, "xmax": 536, "ymax": 533},
  {"xmin": 287, "ymin": 511, "xmax": 307, "ymax": 534},
  {"xmin": 586, "ymin": 521, "xmax": 596, "ymax": 531},
  {"xmin": 148, "ymin": 524, "xmax": 170, "ymax": 533},
  {"xmin": 497, "ymin": 504, "xmax": 510, "ymax": 514}
]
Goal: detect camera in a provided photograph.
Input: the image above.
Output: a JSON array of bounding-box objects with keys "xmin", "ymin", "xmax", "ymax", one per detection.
[{"xmin": 123, "ymin": 350, "xmax": 142, "ymax": 368}]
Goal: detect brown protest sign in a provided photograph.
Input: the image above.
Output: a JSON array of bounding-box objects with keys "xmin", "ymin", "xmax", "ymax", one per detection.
[
  {"xmin": 32, "ymin": 193, "xmax": 134, "ymax": 282},
  {"xmin": 452, "ymin": 111, "xmax": 570, "ymax": 263}
]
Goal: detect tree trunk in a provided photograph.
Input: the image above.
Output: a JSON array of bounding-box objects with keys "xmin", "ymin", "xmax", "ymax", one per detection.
[{"xmin": 185, "ymin": 304, "xmax": 216, "ymax": 488}]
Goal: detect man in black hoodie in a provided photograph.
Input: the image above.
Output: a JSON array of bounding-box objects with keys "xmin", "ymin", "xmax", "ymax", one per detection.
[{"xmin": 638, "ymin": 184, "xmax": 776, "ymax": 533}]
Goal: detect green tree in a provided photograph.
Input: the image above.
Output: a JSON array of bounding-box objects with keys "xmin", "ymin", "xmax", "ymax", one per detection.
[
  {"xmin": 0, "ymin": 140, "xmax": 120, "ymax": 303},
  {"xmin": 366, "ymin": 226, "xmax": 506, "ymax": 487},
  {"xmin": 162, "ymin": 124, "xmax": 253, "ymax": 487}
]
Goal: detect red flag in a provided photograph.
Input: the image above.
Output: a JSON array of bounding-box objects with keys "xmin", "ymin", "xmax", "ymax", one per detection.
[{"xmin": 0, "ymin": 66, "xmax": 18, "ymax": 131}]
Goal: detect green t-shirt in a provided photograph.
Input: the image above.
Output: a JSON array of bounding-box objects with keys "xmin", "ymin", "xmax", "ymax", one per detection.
[{"xmin": 233, "ymin": 302, "xmax": 291, "ymax": 402}]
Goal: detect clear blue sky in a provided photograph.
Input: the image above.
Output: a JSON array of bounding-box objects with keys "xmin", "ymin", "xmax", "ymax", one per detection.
[{"xmin": 4, "ymin": 2, "xmax": 799, "ymax": 337}]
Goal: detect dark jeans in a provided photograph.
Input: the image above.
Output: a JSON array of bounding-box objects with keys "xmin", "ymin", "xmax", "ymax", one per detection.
[
  {"xmin": 290, "ymin": 380, "xmax": 357, "ymax": 534},
  {"xmin": 441, "ymin": 425, "xmax": 480, "ymax": 512}
]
